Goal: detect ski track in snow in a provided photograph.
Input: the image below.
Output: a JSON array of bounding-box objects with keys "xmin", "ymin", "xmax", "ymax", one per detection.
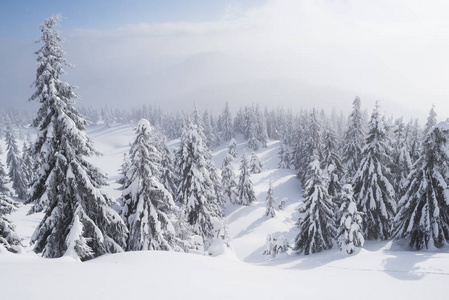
[{"xmin": 2, "ymin": 123, "xmax": 449, "ymax": 300}]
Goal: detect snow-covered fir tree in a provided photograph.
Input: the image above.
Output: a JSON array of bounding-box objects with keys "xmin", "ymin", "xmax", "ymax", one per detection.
[
  {"xmin": 407, "ymin": 118, "xmax": 422, "ymax": 163},
  {"xmin": 5, "ymin": 125, "xmax": 28, "ymax": 199},
  {"xmin": 206, "ymin": 159, "xmax": 224, "ymax": 208},
  {"xmin": 337, "ymin": 184, "xmax": 364, "ymax": 254},
  {"xmin": 237, "ymin": 154, "xmax": 256, "ymax": 206},
  {"xmin": 393, "ymin": 122, "xmax": 449, "ymax": 250},
  {"xmin": 26, "ymin": 16, "xmax": 127, "ymax": 260},
  {"xmin": 265, "ymin": 181, "xmax": 276, "ymax": 218},
  {"xmin": 294, "ymin": 155, "xmax": 336, "ymax": 255},
  {"xmin": 175, "ymin": 120, "xmax": 223, "ymax": 247},
  {"xmin": 391, "ymin": 118, "xmax": 412, "ymax": 199},
  {"xmin": 220, "ymin": 102, "xmax": 234, "ymax": 142},
  {"xmin": 221, "ymin": 151, "xmax": 238, "ymax": 204},
  {"xmin": 353, "ymin": 103, "xmax": 396, "ymax": 240},
  {"xmin": 342, "ymin": 97, "xmax": 365, "ymax": 180},
  {"xmin": 0, "ymin": 192, "xmax": 22, "ymax": 253},
  {"xmin": 250, "ymin": 152, "xmax": 263, "ymax": 174},
  {"xmin": 321, "ymin": 124, "xmax": 344, "ymax": 197},
  {"xmin": 423, "ymin": 104, "xmax": 437, "ymax": 136},
  {"xmin": 278, "ymin": 143, "xmax": 291, "ymax": 169},
  {"xmin": 202, "ymin": 110, "xmax": 219, "ymax": 149},
  {"xmin": 21, "ymin": 140, "xmax": 35, "ymax": 185},
  {"xmin": 120, "ymin": 119, "xmax": 182, "ymax": 252},
  {"xmin": 297, "ymin": 109, "xmax": 322, "ymax": 184},
  {"xmin": 228, "ymin": 138, "xmax": 238, "ymax": 158},
  {"xmin": 158, "ymin": 138, "xmax": 179, "ymax": 199},
  {"xmin": 255, "ymin": 105, "xmax": 268, "ymax": 149}
]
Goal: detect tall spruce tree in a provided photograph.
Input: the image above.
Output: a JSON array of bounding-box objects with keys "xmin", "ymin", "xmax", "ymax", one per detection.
[
  {"xmin": 237, "ymin": 154, "xmax": 256, "ymax": 206},
  {"xmin": 120, "ymin": 119, "xmax": 182, "ymax": 251},
  {"xmin": 342, "ymin": 97, "xmax": 365, "ymax": 180},
  {"xmin": 27, "ymin": 16, "xmax": 127, "ymax": 260},
  {"xmin": 294, "ymin": 155, "xmax": 336, "ymax": 255},
  {"xmin": 5, "ymin": 125, "xmax": 28, "ymax": 199},
  {"xmin": 0, "ymin": 192, "xmax": 22, "ymax": 253},
  {"xmin": 175, "ymin": 121, "xmax": 223, "ymax": 247},
  {"xmin": 297, "ymin": 109, "xmax": 322, "ymax": 184},
  {"xmin": 353, "ymin": 103, "xmax": 396, "ymax": 240},
  {"xmin": 393, "ymin": 122, "xmax": 449, "ymax": 249}
]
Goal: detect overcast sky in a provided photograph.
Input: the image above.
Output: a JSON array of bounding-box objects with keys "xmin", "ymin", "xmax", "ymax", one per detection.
[{"xmin": 1, "ymin": 0, "xmax": 449, "ymax": 121}]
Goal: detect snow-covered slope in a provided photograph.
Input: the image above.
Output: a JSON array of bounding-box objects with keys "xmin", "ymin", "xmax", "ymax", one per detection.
[{"xmin": 3, "ymin": 124, "xmax": 449, "ymax": 300}]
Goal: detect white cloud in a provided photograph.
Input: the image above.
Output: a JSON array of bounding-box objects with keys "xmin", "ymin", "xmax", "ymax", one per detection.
[{"xmin": 55, "ymin": 0, "xmax": 449, "ymax": 119}]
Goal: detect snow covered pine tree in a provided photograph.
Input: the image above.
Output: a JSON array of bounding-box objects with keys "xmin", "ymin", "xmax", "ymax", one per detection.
[
  {"xmin": 294, "ymin": 155, "xmax": 336, "ymax": 255},
  {"xmin": 337, "ymin": 184, "xmax": 364, "ymax": 254},
  {"xmin": 5, "ymin": 124, "xmax": 28, "ymax": 199},
  {"xmin": 237, "ymin": 154, "xmax": 256, "ymax": 206},
  {"xmin": 353, "ymin": 103, "xmax": 396, "ymax": 240},
  {"xmin": 342, "ymin": 97, "xmax": 365, "ymax": 180},
  {"xmin": 393, "ymin": 122, "xmax": 449, "ymax": 249},
  {"xmin": 176, "ymin": 120, "xmax": 223, "ymax": 248},
  {"xmin": 221, "ymin": 149, "xmax": 238, "ymax": 204},
  {"xmin": 120, "ymin": 119, "xmax": 182, "ymax": 251},
  {"xmin": 0, "ymin": 192, "xmax": 22, "ymax": 253},
  {"xmin": 26, "ymin": 15, "xmax": 127, "ymax": 260}
]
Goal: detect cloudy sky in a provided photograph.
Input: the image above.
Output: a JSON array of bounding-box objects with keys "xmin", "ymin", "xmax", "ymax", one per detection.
[{"xmin": 1, "ymin": 0, "xmax": 449, "ymax": 121}]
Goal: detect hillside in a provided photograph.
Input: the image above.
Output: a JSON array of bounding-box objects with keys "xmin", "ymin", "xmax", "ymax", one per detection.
[{"xmin": 2, "ymin": 123, "xmax": 449, "ymax": 300}]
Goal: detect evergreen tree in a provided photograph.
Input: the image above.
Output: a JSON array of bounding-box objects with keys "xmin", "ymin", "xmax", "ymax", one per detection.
[
  {"xmin": 393, "ymin": 122, "xmax": 449, "ymax": 249},
  {"xmin": 353, "ymin": 103, "xmax": 396, "ymax": 240},
  {"xmin": 5, "ymin": 125, "xmax": 28, "ymax": 199},
  {"xmin": 27, "ymin": 16, "xmax": 127, "ymax": 260},
  {"xmin": 423, "ymin": 104, "xmax": 437, "ymax": 136},
  {"xmin": 342, "ymin": 97, "xmax": 365, "ymax": 180},
  {"xmin": 297, "ymin": 109, "xmax": 321, "ymax": 184},
  {"xmin": 120, "ymin": 119, "xmax": 182, "ymax": 251},
  {"xmin": 321, "ymin": 124, "xmax": 344, "ymax": 197},
  {"xmin": 250, "ymin": 152, "xmax": 263, "ymax": 174},
  {"xmin": 391, "ymin": 118, "xmax": 412, "ymax": 199},
  {"xmin": 265, "ymin": 181, "xmax": 276, "ymax": 218},
  {"xmin": 175, "ymin": 121, "xmax": 223, "ymax": 247},
  {"xmin": 158, "ymin": 138, "xmax": 179, "ymax": 199},
  {"xmin": 294, "ymin": 155, "xmax": 336, "ymax": 255},
  {"xmin": 337, "ymin": 184, "xmax": 364, "ymax": 254},
  {"xmin": 0, "ymin": 192, "xmax": 22, "ymax": 253},
  {"xmin": 228, "ymin": 138, "xmax": 238, "ymax": 158},
  {"xmin": 407, "ymin": 118, "xmax": 422, "ymax": 163},
  {"xmin": 255, "ymin": 104, "xmax": 268, "ymax": 148},
  {"xmin": 278, "ymin": 143, "xmax": 291, "ymax": 169},
  {"xmin": 220, "ymin": 102, "xmax": 234, "ymax": 142},
  {"xmin": 237, "ymin": 154, "xmax": 256, "ymax": 206},
  {"xmin": 221, "ymin": 151, "xmax": 238, "ymax": 204},
  {"xmin": 21, "ymin": 140, "xmax": 35, "ymax": 185}
]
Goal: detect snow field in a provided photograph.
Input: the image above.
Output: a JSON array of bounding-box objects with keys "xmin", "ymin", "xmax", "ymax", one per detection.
[{"xmin": 2, "ymin": 123, "xmax": 449, "ymax": 300}]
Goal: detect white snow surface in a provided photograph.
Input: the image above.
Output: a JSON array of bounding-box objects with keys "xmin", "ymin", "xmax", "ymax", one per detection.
[{"xmin": 2, "ymin": 124, "xmax": 449, "ymax": 300}]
